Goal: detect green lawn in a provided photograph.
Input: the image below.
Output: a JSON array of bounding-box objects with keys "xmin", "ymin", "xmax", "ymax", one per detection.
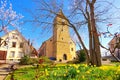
[{"xmin": 5, "ymin": 63, "xmax": 120, "ymax": 80}]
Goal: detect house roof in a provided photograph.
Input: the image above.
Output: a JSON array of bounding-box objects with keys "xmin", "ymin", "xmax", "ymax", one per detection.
[
  {"xmin": 108, "ymin": 34, "xmax": 120, "ymax": 45},
  {"xmin": 1, "ymin": 30, "xmax": 37, "ymax": 55},
  {"xmin": 102, "ymin": 55, "xmax": 118, "ymax": 61},
  {"xmin": 1, "ymin": 30, "xmax": 27, "ymax": 42}
]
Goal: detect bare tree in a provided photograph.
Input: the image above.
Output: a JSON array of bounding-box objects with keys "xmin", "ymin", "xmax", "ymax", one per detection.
[{"xmin": 31, "ymin": 0, "xmax": 120, "ymax": 66}]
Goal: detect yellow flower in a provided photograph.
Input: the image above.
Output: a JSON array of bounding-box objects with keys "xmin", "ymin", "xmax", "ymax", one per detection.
[
  {"xmin": 45, "ymin": 69, "xmax": 47, "ymax": 72},
  {"xmin": 84, "ymin": 64, "xmax": 87, "ymax": 67},
  {"xmin": 118, "ymin": 68, "xmax": 120, "ymax": 72},
  {"xmin": 82, "ymin": 64, "xmax": 87, "ymax": 67},
  {"xmin": 54, "ymin": 72, "xmax": 56, "ymax": 76},
  {"xmin": 58, "ymin": 68, "xmax": 60, "ymax": 70},
  {"xmin": 99, "ymin": 66, "xmax": 108, "ymax": 70},
  {"xmin": 46, "ymin": 72, "xmax": 49, "ymax": 76},
  {"xmin": 86, "ymin": 71, "xmax": 90, "ymax": 74},
  {"xmin": 77, "ymin": 70, "xmax": 80, "ymax": 73},
  {"xmin": 64, "ymin": 74, "xmax": 66, "ymax": 77},
  {"xmin": 66, "ymin": 70, "xmax": 68, "ymax": 73},
  {"xmin": 94, "ymin": 65, "xmax": 96, "ymax": 67},
  {"xmin": 69, "ymin": 64, "xmax": 72, "ymax": 66},
  {"xmin": 82, "ymin": 75, "xmax": 85, "ymax": 79},
  {"xmin": 45, "ymin": 69, "xmax": 49, "ymax": 76},
  {"xmin": 73, "ymin": 64, "xmax": 79, "ymax": 69}
]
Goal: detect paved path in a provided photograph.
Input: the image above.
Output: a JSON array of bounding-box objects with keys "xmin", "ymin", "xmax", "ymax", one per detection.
[{"xmin": 0, "ymin": 64, "xmax": 10, "ymax": 80}]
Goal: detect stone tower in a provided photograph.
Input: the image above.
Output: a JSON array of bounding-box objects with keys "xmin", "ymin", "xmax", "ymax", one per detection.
[{"xmin": 53, "ymin": 10, "xmax": 75, "ymax": 61}]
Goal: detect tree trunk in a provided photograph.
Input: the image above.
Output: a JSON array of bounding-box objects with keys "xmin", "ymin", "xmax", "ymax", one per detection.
[
  {"xmin": 86, "ymin": 10, "xmax": 94, "ymax": 65},
  {"xmin": 69, "ymin": 23, "xmax": 90, "ymax": 65},
  {"xmin": 89, "ymin": 1, "xmax": 102, "ymax": 66}
]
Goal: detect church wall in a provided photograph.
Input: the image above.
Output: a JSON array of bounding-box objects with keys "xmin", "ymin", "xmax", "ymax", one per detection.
[{"xmin": 45, "ymin": 38, "xmax": 54, "ymax": 58}]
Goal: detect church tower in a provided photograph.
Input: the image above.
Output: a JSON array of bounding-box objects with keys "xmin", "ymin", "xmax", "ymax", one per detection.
[{"xmin": 53, "ymin": 10, "xmax": 76, "ymax": 61}]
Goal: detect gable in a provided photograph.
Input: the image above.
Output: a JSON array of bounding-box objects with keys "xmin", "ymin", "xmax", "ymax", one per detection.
[{"xmin": 1, "ymin": 30, "xmax": 27, "ymax": 43}]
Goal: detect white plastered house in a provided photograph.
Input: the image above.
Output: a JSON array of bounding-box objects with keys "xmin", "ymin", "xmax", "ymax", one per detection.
[{"xmin": 0, "ymin": 30, "xmax": 32, "ymax": 63}]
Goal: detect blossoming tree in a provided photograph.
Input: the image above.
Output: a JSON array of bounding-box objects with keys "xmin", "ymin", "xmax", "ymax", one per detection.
[
  {"xmin": 0, "ymin": 0, "xmax": 23, "ymax": 46},
  {"xmin": 0, "ymin": 0, "xmax": 23, "ymax": 33}
]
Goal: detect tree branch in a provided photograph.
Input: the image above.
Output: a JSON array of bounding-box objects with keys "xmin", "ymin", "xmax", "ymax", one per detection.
[{"xmin": 100, "ymin": 43, "xmax": 120, "ymax": 62}]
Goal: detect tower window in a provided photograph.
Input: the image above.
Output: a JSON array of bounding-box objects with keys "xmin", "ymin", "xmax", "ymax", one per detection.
[
  {"xmin": 62, "ymin": 38, "xmax": 63, "ymax": 40},
  {"xmin": 62, "ymin": 22, "xmax": 65, "ymax": 25},
  {"xmin": 71, "ymin": 48, "xmax": 74, "ymax": 51},
  {"xmin": 62, "ymin": 19, "xmax": 65, "ymax": 25}
]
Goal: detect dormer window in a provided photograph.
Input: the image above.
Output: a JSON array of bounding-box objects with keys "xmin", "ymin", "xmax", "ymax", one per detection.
[
  {"xmin": 13, "ymin": 36, "xmax": 15, "ymax": 39},
  {"xmin": 12, "ymin": 33, "xmax": 18, "ymax": 39}
]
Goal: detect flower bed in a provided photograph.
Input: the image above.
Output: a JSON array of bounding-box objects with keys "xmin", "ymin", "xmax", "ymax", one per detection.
[{"xmin": 5, "ymin": 63, "xmax": 120, "ymax": 80}]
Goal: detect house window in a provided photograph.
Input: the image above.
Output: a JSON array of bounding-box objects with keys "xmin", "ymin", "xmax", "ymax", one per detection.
[
  {"xmin": 111, "ymin": 44, "xmax": 114, "ymax": 49},
  {"xmin": 116, "ymin": 37, "xmax": 120, "ymax": 43},
  {"xmin": 12, "ymin": 42, "xmax": 16, "ymax": 47},
  {"xmin": 10, "ymin": 59, "xmax": 13, "ymax": 61},
  {"xmin": 4, "ymin": 41, "xmax": 7, "ymax": 46},
  {"xmin": 71, "ymin": 48, "xmax": 74, "ymax": 51},
  {"xmin": 18, "ymin": 52, "xmax": 23, "ymax": 58},
  {"xmin": 20, "ymin": 43, "xmax": 24, "ymax": 48},
  {"xmin": 12, "ymin": 36, "xmax": 15, "ymax": 39},
  {"xmin": 9, "ymin": 51, "xmax": 15, "ymax": 58}
]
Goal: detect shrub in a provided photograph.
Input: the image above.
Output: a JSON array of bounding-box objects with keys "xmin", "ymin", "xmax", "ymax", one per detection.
[
  {"xmin": 28, "ymin": 58, "xmax": 39, "ymax": 64},
  {"xmin": 19, "ymin": 55, "xmax": 30, "ymax": 65},
  {"xmin": 19, "ymin": 55, "xmax": 39, "ymax": 65},
  {"xmin": 76, "ymin": 49, "xmax": 86, "ymax": 62},
  {"xmin": 39, "ymin": 56, "xmax": 53, "ymax": 64}
]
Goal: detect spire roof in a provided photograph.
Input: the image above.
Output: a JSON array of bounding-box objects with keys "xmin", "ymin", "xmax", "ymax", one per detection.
[
  {"xmin": 56, "ymin": 10, "xmax": 66, "ymax": 19},
  {"xmin": 53, "ymin": 10, "xmax": 67, "ymax": 23},
  {"xmin": 57, "ymin": 9, "xmax": 64, "ymax": 16}
]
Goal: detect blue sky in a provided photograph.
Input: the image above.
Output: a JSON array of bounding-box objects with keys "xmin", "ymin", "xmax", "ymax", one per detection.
[
  {"xmin": 1, "ymin": 0, "xmax": 120, "ymax": 54},
  {"xmin": 4, "ymin": 0, "xmax": 43, "ymax": 49}
]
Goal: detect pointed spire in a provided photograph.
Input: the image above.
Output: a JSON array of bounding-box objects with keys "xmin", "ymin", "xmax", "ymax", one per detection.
[
  {"xmin": 56, "ymin": 9, "xmax": 66, "ymax": 19},
  {"xmin": 54, "ymin": 9, "xmax": 67, "ymax": 23},
  {"xmin": 57, "ymin": 9, "xmax": 64, "ymax": 16}
]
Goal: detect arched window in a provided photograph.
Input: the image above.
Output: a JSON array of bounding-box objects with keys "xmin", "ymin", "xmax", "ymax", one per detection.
[{"xmin": 63, "ymin": 54, "xmax": 67, "ymax": 60}]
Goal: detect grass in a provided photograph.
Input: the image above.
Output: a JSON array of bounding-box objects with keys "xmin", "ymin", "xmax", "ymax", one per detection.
[{"xmin": 5, "ymin": 63, "xmax": 120, "ymax": 80}]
